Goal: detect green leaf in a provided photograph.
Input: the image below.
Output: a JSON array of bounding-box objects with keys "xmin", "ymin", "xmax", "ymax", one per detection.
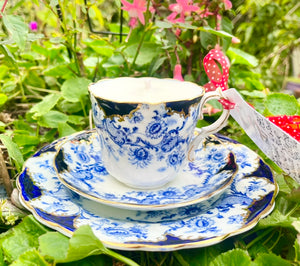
[
  {"xmin": 148, "ymin": 56, "xmax": 167, "ymax": 76},
  {"xmin": 240, "ymin": 90, "xmax": 266, "ymax": 98},
  {"xmin": 39, "ymin": 225, "xmax": 139, "ymax": 266},
  {"xmin": 155, "ymin": 20, "xmax": 173, "ymax": 29},
  {"xmin": 201, "ymin": 26, "xmax": 235, "ymax": 39},
  {"xmin": 0, "ymin": 45, "xmax": 19, "ymax": 73},
  {"xmin": 24, "ymin": 71, "xmax": 46, "ymax": 88},
  {"xmin": 44, "ymin": 64, "xmax": 77, "ymax": 79},
  {"xmin": 227, "ymin": 47, "xmax": 259, "ymax": 67},
  {"xmin": 0, "ymin": 134, "xmax": 24, "ymax": 171},
  {"xmin": 13, "ymin": 134, "xmax": 39, "ymax": 147},
  {"xmin": 253, "ymin": 253, "xmax": 290, "ymax": 266},
  {"xmin": 58, "ymin": 123, "xmax": 76, "ymax": 137},
  {"xmin": 38, "ymin": 232, "xmax": 69, "ymax": 261},
  {"xmin": 265, "ymin": 93, "xmax": 299, "ymax": 115},
  {"xmin": 200, "ymin": 31, "xmax": 217, "ymax": 50},
  {"xmin": 0, "ymin": 65, "xmax": 9, "ymax": 80},
  {"xmin": 83, "ymin": 40, "xmax": 114, "ymax": 57},
  {"xmin": 0, "ymin": 94, "xmax": 8, "ymax": 106},
  {"xmin": 2, "ymin": 15, "xmax": 28, "ymax": 50},
  {"xmin": 124, "ymin": 42, "xmax": 162, "ymax": 65},
  {"xmin": 0, "ymin": 216, "xmax": 49, "ymax": 264},
  {"xmin": 67, "ymin": 115, "xmax": 85, "ymax": 125},
  {"xmin": 294, "ymin": 236, "xmax": 300, "ymax": 262},
  {"xmin": 61, "ymin": 77, "xmax": 91, "ymax": 103},
  {"xmin": 10, "ymin": 249, "xmax": 50, "ymax": 266},
  {"xmin": 209, "ymin": 249, "xmax": 252, "ymax": 266},
  {"xmin": 257, "ymin": 209, "xmax": 297, "ymax": 229},
  {"xmin": 30, "ymin": 94, "xmax": 62, "ymax": 118},
  {"xmin": 37, "ymin": 111, "xmax": 68, "ymax": 128}
]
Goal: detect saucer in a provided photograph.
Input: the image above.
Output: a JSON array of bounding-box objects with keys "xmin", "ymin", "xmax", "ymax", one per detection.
[
  {"xmin": 17, "ymin": 131, "xmax": 277, "ymax": 251},
  {"xmin": 54, "ymin": 130, "xmax": 237, "ymax": 210}
]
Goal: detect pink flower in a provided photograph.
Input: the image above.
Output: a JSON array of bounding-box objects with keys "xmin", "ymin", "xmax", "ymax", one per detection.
[
  {"xmin": 167, "ymin": 0, "xmax": 199, "ymax": 23},
  {"xmin": 29, "ymin": 21, "xmax": 38, "ymax": 31},
  {"xmin": 173, "ymin": 64, "xmax": 184, "ymax": 81},
  {"xmin": 223, "ymin": 0, "xmax": 232, "ymax": 10},
  {"xmin": 121, "ymin": 0, "xmax": 147, "ymax": 26}
]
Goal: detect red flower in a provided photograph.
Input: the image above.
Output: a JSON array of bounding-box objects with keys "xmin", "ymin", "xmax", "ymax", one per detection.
[{"xmin": 268, "ymin": 115, "xmax": 300, "ymax": 141}]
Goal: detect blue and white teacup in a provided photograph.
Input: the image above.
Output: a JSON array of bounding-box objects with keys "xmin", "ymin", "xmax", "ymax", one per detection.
[{"xmin": 89, "ymin": 77, "xmax": 230, "ymax": 189}]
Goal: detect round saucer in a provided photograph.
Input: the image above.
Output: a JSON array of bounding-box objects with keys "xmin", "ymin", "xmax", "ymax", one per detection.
[
  {"xmin": 54, "ymin": 130, "xmax": 237, "ymax": 210},
  {"xmin": 17, "ymin": 131, "xmax": 277, "ymax": 251}
]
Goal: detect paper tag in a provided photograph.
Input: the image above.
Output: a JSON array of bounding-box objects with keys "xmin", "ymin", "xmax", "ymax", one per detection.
[{"xmin": 223, "ymin": 89, "xmax": 300, "ymax": 182}]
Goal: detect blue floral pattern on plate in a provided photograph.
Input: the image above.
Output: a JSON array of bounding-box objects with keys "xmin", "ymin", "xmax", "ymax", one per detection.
[
  {"xmin": 17, "ymin": 130, "xmax": 277, "ymax": 251},
  {"xmin": 54, "ymin": 130, "xmax": 237, "ymax": 210}
]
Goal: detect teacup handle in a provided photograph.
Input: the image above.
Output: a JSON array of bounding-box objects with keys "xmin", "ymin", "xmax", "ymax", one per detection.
[{"xmin": 188, "ymin": 89, "xmax": 230, "ymax": 161}]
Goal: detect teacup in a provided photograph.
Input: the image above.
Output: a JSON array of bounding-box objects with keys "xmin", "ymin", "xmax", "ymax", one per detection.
[{"xmin": 89, "ymin": 77, "xmax": 230, "ymax": 189}]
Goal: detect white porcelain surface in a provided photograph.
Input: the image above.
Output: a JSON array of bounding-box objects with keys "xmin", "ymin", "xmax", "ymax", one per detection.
[
  {"xmin": 17, "ymin": 131, "xmax": 277, "ymax": 251},
  {"xmin": 90, "ymin": 77, "xmax": 229, "ymax": 189},
  {"xmin": 54, "ymin": 130, "xmax": 237, "ymax": 210}
]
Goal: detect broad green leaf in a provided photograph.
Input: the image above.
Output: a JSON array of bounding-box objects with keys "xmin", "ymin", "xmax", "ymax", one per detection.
[
  {"xmin": 294, "ymin": 236, "xmax": 300, "ymax": 262},
  {"xmin": 240, "ymin": 90, "xmax": 266, "ymax": 98},
  {"xmin": 61, "ymin": 77, "xmax": 91, "ymax": 103},
  {"xmin": 2, "ymin": 15, "xmax": 28, "ymax": 50},
  {"xmin": 209, "ymin": 249, "xmax": 251, "ymax": 266},
  {"xmin": 0, "ymin": 94, "xmax": 8, "ymax": 106},
  {"xmin": 58, "ymin": 122, "xmax": 76, "ymax": 137},
  {"xmin": 124, "ymin": 42, "xmax": 162, "ymax": 65},
  {"xmin": 155, "ymin": 20, "xmax": 173, "ymax": 29},
  {"xmin": 148, "ymin": 56, "xmax": 167, "ymax": 76},
  {"xmin": 227, "ymin": 47, "xmax": 259, "ymax": 67},
  {"xmin": 84, "ymin": 39, "xmax": 114, "ymax": 57},
  {"xmin": 0, "ymin": 216, "xmax": 49, "ymax": 263},
  {"xmin": 38, "ymin": 111, "xmax": 68, "ymax": 128},
  {"xmin": 0, "ymin": 65, "xmax": 9, "ymax": 80},
  {"xmin": 57, "ymin": 100, "xmax": 83, "ymax": 113},
  {"xmin": 39, "ymin": 225, "xmax": 139, "ymax": 266},
  {"xmin": 0, "ymin": 45, "xmax": 19, "ymax": 73},
  {"xmin": 257, "ymin": 209, "xmax": 297, "ymax": 228},
  {"xmin": 38, "ymin": 232, "xmax": 69, "ymax": 261},
  {"xmin": 13, "ymin": 134, "xmax": 39, "ymax": 146},
  {"xmin": 30, "ymin": 94, "xmax": 61, "ymax": 118},
  {"xmin": 0, "ymin": 134, "xmax": 24, "ymax": 171},
  {"xmin": 10, "ymin": 249, "xmax": 50, "ymax": 266},
  {"xmin": 67, "ymin": 115, "xmax": 85, "ymax": 125},
  {"xmin": 44, "ymin": 64, "xmax": 77, "ymax": 79},
  {"xmin": 265, "ymin": 93, "xmax": 299, "ymax": 115},
  {"xmin": 24, "ymin": 71, "xmax": 46, "ymax": 88},
  {"xmin": 200, "ymin": 31, "xmax": 217, "ymax": 50},
  {"xmin": 253, "ymin": 253, "xmax": 290, "ymax": 266},
  {"xmin": 201, "ymin": 26, "xmax": 235, "ymax": 39}
]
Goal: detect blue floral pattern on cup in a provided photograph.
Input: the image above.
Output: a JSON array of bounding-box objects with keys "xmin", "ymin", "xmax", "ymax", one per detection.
[
  {"xmin": 91, "ymin": 95, "xmax": 202, "ymax": 188},
  {"xmin": 17, "ymin": 130, "xmax": 277, "ymax": 251}
]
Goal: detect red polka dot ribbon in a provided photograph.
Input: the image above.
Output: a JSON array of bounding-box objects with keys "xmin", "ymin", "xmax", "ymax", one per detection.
[{"xmin": 203, "ymin": 49, "xmax": 235, "ymax": 110}]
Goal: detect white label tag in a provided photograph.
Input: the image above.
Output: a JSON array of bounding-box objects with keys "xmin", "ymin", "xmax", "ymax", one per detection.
[{"xmin": 223, "ymin": 89, "xmax": 300, "ymax": 182}]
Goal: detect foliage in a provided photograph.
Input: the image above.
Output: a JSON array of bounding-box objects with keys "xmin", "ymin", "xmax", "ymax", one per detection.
[
  {"xmin": 0, "ymin": 0, "xmax": 299, "ymax": 265},
  {"xmin": 232, "ymin": 0, "xmax": 300, "ymax": 90}
]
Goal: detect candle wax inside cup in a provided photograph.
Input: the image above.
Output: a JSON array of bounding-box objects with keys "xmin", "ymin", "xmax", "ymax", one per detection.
[{"xmin": 89, "ymin": 78, "xmax": 204, "ymax": 104}]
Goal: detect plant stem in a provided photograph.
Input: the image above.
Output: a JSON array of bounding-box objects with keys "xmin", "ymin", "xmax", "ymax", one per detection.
[
  {"xmin": 246, "ymin": 227, "xmax": 274, "ymax": 249},
  {"xmin": 105, "ymin": 248, "xmax": 140, "ymax": 266},
  {"xmin": 0, "ymin": 0, "xmax": 8, "ymax": 17}
]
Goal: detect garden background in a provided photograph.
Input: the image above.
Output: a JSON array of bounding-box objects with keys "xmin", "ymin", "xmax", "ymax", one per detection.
[{"xmin": 0, "ymin": 0, "xmax": 300, "ymax": 265}]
